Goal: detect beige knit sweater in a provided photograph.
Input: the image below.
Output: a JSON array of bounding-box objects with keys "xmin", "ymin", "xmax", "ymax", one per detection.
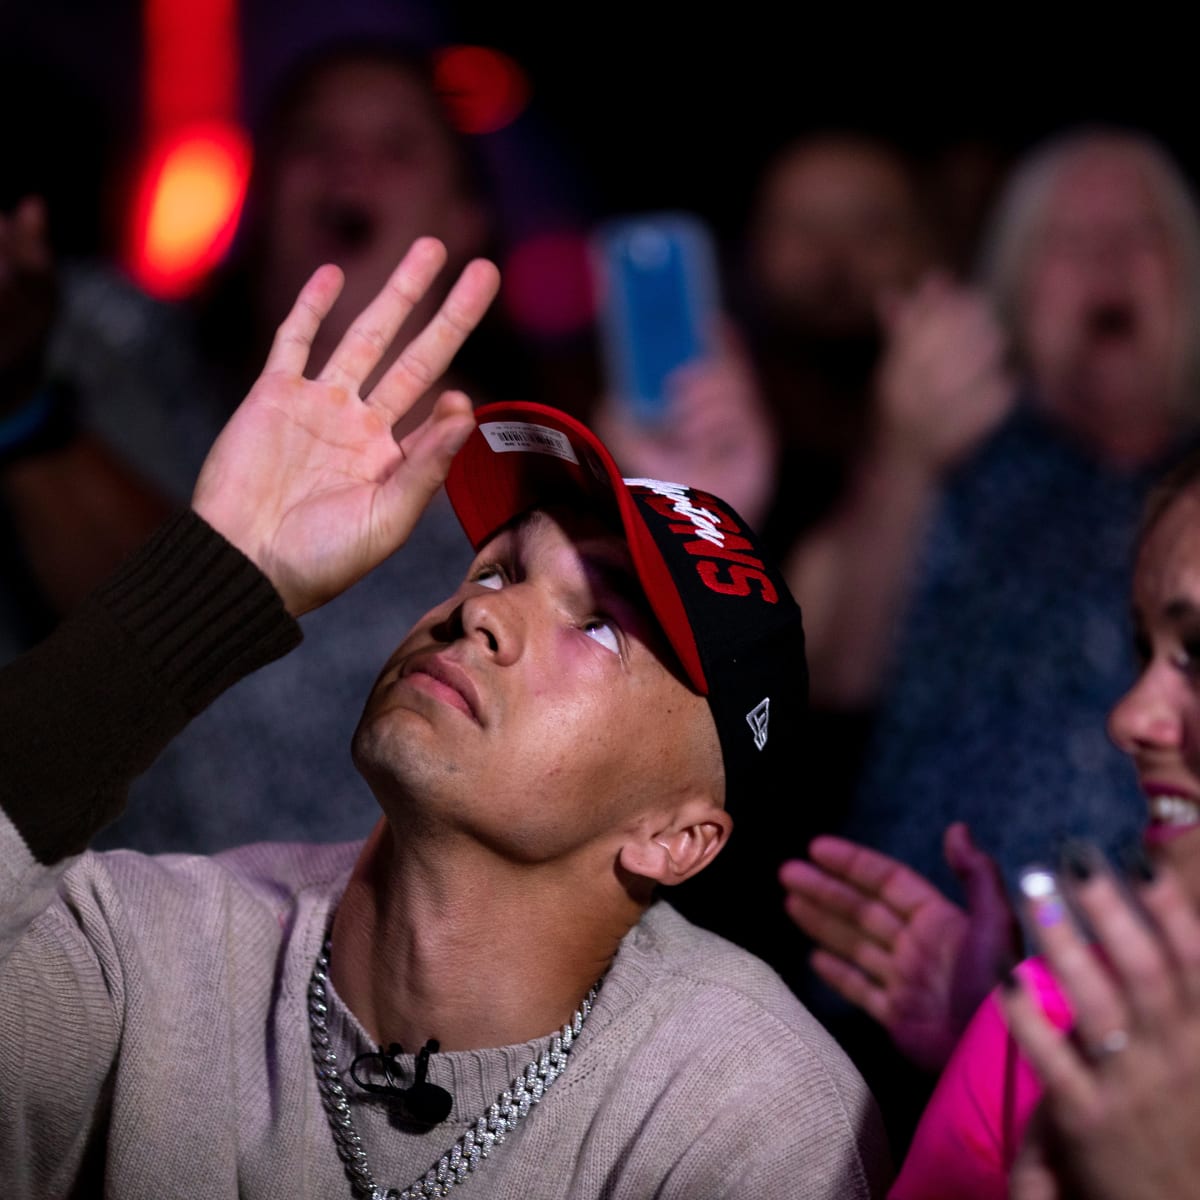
[{"xmin": 0, "ymin": 513, "xmax": 890, "ymax": 1198}]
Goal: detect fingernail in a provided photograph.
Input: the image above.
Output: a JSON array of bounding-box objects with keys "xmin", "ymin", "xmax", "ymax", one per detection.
[
  {"xmin": 1121, "ymin": 841, "xmax": 1157, "ymax": 884},
  {"xmin": 1019, "ymin": 865, "xmax": 1065, "ymax": 927},
  {"xmin": 1060, "ymin": 839, "xmax": 1098, "ymax": 882}
]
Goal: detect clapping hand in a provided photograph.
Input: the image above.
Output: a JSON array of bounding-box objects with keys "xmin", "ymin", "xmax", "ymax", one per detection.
[
  {"xmin": 192, "ymin": 238, "xmax": 500, "ymax": 616},
  {"xmin": 780, "ymin": 823, "xmax": 1019, "ymax": 1072},
  {"xmin": 1005, "ymin": 856, "xmax": 1200, "ymax": 1200}
]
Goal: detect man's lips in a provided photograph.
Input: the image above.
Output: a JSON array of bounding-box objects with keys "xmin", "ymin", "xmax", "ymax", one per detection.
[{"xmin": 400, "ymin": 655, "xmax": 483, "ymax": 723}]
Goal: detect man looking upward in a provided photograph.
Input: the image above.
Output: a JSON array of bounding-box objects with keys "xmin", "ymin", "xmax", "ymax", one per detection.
[{"xmin": 0, "ymin": 240, "xmax": 887, "ymax": 1198}]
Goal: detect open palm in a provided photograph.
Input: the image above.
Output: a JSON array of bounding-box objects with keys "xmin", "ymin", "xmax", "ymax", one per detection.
[
  {"xmin": 193, "ymin": 238, "xmax": 500, "ymax": 615},
  {"xmin": 781, "ymin": 823, "xmax": 1018, "ymax": 1072}
]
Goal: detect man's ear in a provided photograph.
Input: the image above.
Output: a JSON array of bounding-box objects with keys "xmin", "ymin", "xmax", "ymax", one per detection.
[{"xmin": 618, "ymin": 800, "xmax": 733, "ymax": 886}]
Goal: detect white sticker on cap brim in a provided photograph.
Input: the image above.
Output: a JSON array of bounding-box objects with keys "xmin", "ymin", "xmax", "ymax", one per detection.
[{"xmin": 480, "ymin": 421, "xmax": 579, "ymax": 464}]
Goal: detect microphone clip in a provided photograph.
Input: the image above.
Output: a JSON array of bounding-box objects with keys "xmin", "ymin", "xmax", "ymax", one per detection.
[{"xmin": 350, "ymin": 1038, "xmax": 453, "ymax": 1126}]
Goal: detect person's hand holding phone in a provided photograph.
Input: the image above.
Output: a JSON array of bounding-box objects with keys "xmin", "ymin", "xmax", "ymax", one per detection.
[
  {"xmin": 591, "ymin": 212, "xmax": 778, "ymax": 528},
  {"xmin": 594, "ymin": 324, "xmax": 777, "ymax": 529}
]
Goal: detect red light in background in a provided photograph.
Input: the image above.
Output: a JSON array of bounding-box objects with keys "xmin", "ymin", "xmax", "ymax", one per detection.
[
  {"xmin": 127, "ymin": 0, "xmax": 245, "ymax": 297},
  {"xmin": 145, "ymin": 0, "xmax": 238, "ymax": 131},
  {"xmin": 503, "ymin": 231, "xmax": 594, "ymax": 338},
  {"xmin": 129, "ymin": 122, "xmax": 251, "ymax": 299},
  {"xmin": 435, "ymin": 45, "xmax": 531, "ymax": 135}
]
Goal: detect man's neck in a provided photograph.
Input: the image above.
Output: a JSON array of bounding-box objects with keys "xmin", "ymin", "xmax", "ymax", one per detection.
[{"xmin": 329, "ymin": 821, "xmax": 639, "ymax": 1051}]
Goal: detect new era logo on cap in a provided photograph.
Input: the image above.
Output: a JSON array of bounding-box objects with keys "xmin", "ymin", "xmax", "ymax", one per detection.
[{"xmin": 746, "ymin": 698, "xmax": 770, "ymax": 751}]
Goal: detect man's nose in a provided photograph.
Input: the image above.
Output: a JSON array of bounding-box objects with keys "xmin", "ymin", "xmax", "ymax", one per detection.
[
  {"xmin": 1108, "ymin": 665, "xmax": 1184, "ymax": 754},
  {"xmin": 432, "ymin": 588, "xmax": 523, "ymax": 664}
]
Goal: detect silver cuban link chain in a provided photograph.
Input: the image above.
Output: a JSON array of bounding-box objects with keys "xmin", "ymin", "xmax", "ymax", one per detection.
[{"xmin": 307, "ymin": 938, "xmax": 600, "ymax": 1200}]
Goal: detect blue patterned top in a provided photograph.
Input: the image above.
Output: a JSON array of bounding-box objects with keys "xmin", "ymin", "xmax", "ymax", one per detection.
[{"xmin": 844, "ymin": 403, "xmax": 1185, "ymax": 899}]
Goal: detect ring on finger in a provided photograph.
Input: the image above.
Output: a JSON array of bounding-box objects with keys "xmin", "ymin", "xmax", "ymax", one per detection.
[{"xmin": 1085, "ymin": 1028, "xmax": 1129, "ymax": 1062}]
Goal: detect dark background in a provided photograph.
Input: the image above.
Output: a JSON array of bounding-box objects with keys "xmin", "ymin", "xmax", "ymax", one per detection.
[{"xmin": 1, "ymin": 1, "xmax": 1191, "ymax": 265}]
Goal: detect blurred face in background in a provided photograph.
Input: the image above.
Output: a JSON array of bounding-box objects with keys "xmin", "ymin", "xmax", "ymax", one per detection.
[
  {"xmin": 1019, "ymin": 145, "xmax": 1189, "ymax": 456},
  {"xmin": 259, "ymin": 56, "xmax": 486, "ymax": 354},
  {"xmin": 750, "ymin": 138, "xmax": 930, "ymax": 339}
]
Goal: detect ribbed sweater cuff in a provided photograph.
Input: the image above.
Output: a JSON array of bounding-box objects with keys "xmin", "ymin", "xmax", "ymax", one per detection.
[
  {"xmin": 94, "ymin": 510, "xmax": 301, "ymax": 714},
  {"xmin": 0, "ymin": 510, "xmax": 301, "ymax": 862}
]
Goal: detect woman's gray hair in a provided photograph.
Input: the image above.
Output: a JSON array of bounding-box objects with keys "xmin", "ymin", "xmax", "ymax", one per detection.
[{"xmin": 977, "ymin": 129, "xmax": 1200, "ymax": 414}]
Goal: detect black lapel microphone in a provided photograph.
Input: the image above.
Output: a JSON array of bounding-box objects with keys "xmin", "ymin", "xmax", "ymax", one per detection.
[{"xmin": 350, "ymin": 1038, "xmax": 454, "ymax": 1125}]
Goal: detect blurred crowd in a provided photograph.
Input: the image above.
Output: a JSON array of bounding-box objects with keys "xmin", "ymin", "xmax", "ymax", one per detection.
[{"xmin": 6, "ymin": 25, "xmax": 1200, "ymax": 1199}]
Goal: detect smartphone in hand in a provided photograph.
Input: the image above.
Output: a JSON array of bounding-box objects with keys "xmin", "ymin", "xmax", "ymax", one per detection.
[{"xmin": 592, "ymin": 212, "xmax": 720, "ymax": 425}]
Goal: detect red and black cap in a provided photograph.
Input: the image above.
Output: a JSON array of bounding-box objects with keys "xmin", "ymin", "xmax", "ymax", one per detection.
[{"xmin": 444, "ymin": 401, "xmax": 807, "ymax": 810}]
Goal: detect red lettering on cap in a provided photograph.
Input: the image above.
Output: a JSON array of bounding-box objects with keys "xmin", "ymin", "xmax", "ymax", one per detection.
[
  {"xmin": 682, "ymin": 534, "xmax": 764, "ymax": 570},
  {"xmin": 696, "ymin": 561, "xmax": 779, "ymax": 603}
]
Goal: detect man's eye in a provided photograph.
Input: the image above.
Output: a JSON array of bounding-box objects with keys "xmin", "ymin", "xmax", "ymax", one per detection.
[
  {"xmin": 472, "ymin": 567, "xmax": 505, "ymax": 591},
  {"xmin": 583, "ymin": 618, "xmax": 621, "ymax": 656}
]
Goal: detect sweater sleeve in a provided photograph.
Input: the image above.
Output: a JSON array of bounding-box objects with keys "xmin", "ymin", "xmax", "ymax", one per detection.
[{"xmin": 0, "ymin": 509, "xmax": 301, "ymax": 863}]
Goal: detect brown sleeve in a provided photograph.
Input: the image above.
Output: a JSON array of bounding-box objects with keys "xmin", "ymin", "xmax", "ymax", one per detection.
[{"xmin": 0, "ymin": 510, "xmax": 301, "ymax": 862}]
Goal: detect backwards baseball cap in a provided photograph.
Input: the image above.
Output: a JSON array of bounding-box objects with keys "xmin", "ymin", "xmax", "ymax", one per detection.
[{"xmin": 444, "ymin": 401, "xmax": 807, "ymax": 810}]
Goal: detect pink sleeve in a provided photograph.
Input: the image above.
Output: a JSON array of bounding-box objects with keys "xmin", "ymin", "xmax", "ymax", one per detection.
[{"xmin": 888, "ymin": 958, "xmax": 1072, "ymax": 1200}]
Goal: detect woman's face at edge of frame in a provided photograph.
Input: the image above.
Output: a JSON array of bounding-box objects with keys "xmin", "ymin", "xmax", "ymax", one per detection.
[{"xmin": 1109, "ymin": 482, "xmax": 1200, "ymax": 897}]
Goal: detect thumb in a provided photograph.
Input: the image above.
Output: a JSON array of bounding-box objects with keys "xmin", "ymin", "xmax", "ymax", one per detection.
[
  {"xmin": 943, "ymin": 821, "xmax": 1020, "ymax": 958},
  {"xmin": 382, "ymin": 390, "xmax": 475, "ymax": 535}
]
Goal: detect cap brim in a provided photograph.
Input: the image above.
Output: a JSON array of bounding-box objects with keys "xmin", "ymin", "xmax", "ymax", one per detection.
[{"xmin": 444, "ymin": 402, "xmax": 708, "ymax": 693}]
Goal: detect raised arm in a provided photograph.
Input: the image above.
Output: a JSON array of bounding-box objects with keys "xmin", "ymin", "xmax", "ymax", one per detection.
[
  {"xmin": 0, "ymin": 239, "xmax": 499, "ymax": 862},
  {"xmin": 786, "ymin": 275, "xmax": 1013, "ymax": 706}
]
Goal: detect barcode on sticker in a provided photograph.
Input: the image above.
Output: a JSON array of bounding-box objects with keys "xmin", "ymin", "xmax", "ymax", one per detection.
[{"xmin": 480, "ymin": 421, "xmax": 579, "ymax": 464}]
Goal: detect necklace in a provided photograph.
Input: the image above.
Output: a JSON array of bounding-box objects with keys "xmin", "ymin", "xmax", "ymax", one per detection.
[{"xmin": 307, "ymin": 938, "xmax": 600, "ymax": 1200}]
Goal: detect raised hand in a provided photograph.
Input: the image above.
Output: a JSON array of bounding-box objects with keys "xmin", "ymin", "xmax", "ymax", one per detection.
[
  {"xmin": 874, "ymin": 272, "xmax": 1015, "ymax": 477},
  {"xmin": 592, "ymin": 324, "xmax": 778, "ymax": 529},
  {"xmin": 780, "ymin": 822, "xmax": 1018, "ymax": 1072},
  {"xmin": 1004, "ymin": 858, "xmax": 1200, "ymax": 1200},
  {"xmin": 192, "ymin": 238, "xmax": 500, "ymax": 616}
]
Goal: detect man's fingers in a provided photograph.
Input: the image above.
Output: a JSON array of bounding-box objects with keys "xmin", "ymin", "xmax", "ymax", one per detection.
[
  {"xmin": 263, "ymin": 264, "xmax": 345, "ymax": 377},
  {"xmin": 367, "ymin": 257, "xmax": 501, "ymax": 423},
  {"xmin": 374, "ymin": 390, "xmax": 476, "ymax": 545},
  {"xmin": 318, "ymin": 237, "xmax": 448, "ymax": 393}
]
